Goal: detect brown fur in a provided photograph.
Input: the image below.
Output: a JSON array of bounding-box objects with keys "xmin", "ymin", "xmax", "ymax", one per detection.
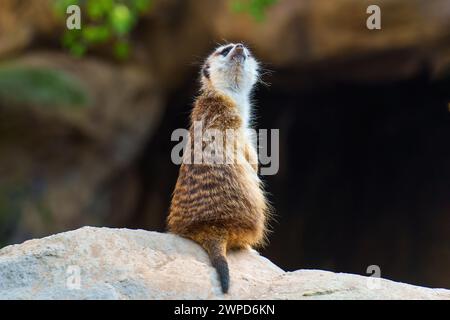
[{"xmin": 167, "ymin": 87, "xmax": 269, "ymax": 293}]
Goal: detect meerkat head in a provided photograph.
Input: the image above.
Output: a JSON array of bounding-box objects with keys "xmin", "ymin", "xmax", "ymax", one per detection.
[{"xmin": 201, "ymin": 43, "xmax": 259, "ymax": 96}]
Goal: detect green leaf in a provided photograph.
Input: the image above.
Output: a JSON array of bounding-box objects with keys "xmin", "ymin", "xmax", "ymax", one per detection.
[
  {"xmin": 52, "ymin": 0, "xmax": 153, "ymax": 59},
  {"xmin": 62, "ymin": 29, "xmax": 82, "ymax": 46},
  {"xmin": 0, "ymin": 66, "xmax": 89, "ymax": 107},
  {"xmin": 231, "ymin": 0, "xmax": 246, "ymax": 12},
  {"xmin": 69, "ymin": 43, "xmax": 87, "ymax": 57},
  {"xmin": 134, "ymin": 0, "xmax": 152, "ymax": 12},
  {"xmin": 53, "ymin": 0, "xmax": 80, "ymax": 18},
  {"xmin": 86, "ymin": 0, "xmax": 113, "ymax": 20},
  {"xmin": 110, "ymin": 4, "xmax": 135, "ymax": 36},
  {"xmin": 230, "ymin": 0, "xmax": 277, "ymax": 21},
  {"xmin": 114, "ymin": 41, "xmax": 130, "ymax": 60},
  {"xmin": 83, "ymin": 25, "xmax": 111, "ymax": 43}
]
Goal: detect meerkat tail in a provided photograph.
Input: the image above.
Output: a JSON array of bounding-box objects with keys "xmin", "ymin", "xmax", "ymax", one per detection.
[{"xmin": 203, "ymin": 239, "xmax": 229, "ymax": 293}]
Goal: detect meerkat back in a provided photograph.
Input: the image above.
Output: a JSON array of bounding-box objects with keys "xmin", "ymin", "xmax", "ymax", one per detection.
[{"xmin": 167, "ymin": 43, "xmax": 269, "ymax": 294}]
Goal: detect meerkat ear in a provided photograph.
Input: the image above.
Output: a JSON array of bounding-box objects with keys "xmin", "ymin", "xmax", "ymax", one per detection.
[{"xmin": 202, "ymin": 63, "xmax": 210, "ymax": 79}]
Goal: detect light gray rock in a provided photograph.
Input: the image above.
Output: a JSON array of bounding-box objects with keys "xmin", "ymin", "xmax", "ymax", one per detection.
[{"xmin": 0, "ymin": 227, "xmax": 448, "ymax": 300}]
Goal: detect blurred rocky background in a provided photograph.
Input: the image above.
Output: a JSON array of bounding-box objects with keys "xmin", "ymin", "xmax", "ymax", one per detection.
[{"xmin": 0, "ymin": 0, "xmax": 449, "ymax": 288}]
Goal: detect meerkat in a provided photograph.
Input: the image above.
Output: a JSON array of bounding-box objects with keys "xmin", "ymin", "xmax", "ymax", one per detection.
[{"xmin": 167, "ymin": 43, "xmax": 269, "ymax": 293}]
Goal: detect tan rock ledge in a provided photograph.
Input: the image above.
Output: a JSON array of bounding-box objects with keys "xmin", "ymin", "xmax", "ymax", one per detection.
[{"xmin": 0, "ymin": 226, "xmax": 448, "ymax": 300}]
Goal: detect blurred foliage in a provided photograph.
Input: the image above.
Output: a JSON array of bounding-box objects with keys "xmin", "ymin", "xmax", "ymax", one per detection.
[
  {"xmin": 52, "ymin": 0, "xmax": 274, "ymax": 59},
  {"xmin": 231, "ymin": 0, "xmax": 277, "ymax": 21},
  {"xmin": 0, "ymin": 66, "xmax": 89, "ymax": 107},
  {"xmin": 53, "ymin": 0, "xmax": 153, "ymax": 59}
]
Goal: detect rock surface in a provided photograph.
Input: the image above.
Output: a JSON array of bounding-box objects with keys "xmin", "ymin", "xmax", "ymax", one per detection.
[
  {"xmin": 0, "ymin": 0, "xmax": 57, "ymax": 58},
  {"xmin": 0, "ymin": 227, "xmax": 448, "ymax": 300}
]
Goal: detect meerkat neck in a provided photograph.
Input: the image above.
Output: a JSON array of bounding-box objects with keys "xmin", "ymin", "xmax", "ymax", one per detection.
[{"xmin": 220, "ymin": 88, "xmax": 253, "ymax": 129}]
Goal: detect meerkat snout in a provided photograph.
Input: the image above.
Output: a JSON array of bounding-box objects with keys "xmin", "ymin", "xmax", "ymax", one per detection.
[{"xmin": 230, "ymin": 44, "xmax": 246, "ymax": 62}]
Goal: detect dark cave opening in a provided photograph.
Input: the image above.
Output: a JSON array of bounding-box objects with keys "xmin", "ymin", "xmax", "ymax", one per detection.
[{"xmin": 134, "ymin": 68, "xmax": 450, "ymax": 288}]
